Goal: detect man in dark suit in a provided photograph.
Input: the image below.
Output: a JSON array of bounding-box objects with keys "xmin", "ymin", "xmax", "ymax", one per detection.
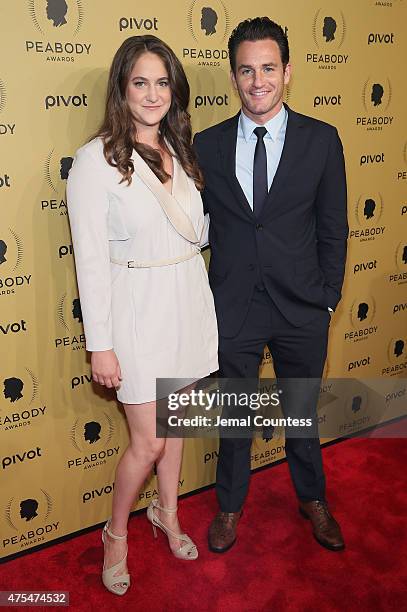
[{"xmin": 194, "ymin": 17, "xmax": 348, "ymax": 553}]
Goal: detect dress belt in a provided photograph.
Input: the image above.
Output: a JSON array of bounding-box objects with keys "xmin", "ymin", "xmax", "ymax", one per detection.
[{"xmin": 110, "ymin": 246, "xmax": 201, "ymax": 269}]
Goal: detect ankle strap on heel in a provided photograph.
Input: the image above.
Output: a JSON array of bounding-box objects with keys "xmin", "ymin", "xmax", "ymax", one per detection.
[
  {"xmin": 105, "ymin": 519, "xmax": 127, "ymax": 540},
  {"xmin": 152, "ymin": 499, "xmax": 178, "ymax": 514}
]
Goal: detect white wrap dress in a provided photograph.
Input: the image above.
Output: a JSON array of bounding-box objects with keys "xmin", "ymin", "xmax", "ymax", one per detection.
[{"xmin": 67, "ymin": 137, "xmax": 218, "ymax": 403}]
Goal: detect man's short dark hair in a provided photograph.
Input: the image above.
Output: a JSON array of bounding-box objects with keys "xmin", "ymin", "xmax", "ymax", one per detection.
[{"xmin": 228, "ymin": 17, "xmax": 289, "ymax": 74}]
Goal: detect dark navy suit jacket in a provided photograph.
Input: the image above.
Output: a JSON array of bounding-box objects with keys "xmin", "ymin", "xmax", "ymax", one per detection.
[{"xmin": 193, "ymin": 103, "xmax": 349, "ymax": 338}]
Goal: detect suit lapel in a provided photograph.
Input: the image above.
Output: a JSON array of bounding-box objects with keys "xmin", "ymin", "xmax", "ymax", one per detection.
[
  {"xmin": 219, "ymin": 113, "xmax": 255, "ymax": 221},
  {"xmin": 260, "ymin": 104, "xmax": 306, "ymax": 220}
]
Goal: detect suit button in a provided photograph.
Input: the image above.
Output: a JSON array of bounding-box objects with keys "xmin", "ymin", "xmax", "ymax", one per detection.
[
  {"xmin": 248, "ymin": 264, "xmax": 255, "ymax": 271},
  {"xmin": 256, "ymin": 224, "xmax": 263, "ymax": 230}
]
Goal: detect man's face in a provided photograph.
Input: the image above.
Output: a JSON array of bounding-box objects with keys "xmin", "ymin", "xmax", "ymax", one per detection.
[{"xmin": 231, "ymin": 38, "xmax": 291, "ymax": 124}]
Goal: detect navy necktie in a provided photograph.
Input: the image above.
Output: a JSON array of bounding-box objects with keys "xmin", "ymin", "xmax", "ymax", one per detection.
[{"xmin": 253, "ymin": 126, "xmax": 268, "ymax": 217}]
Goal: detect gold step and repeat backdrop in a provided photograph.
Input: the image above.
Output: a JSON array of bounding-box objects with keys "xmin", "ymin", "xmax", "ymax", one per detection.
[{"xmin": 0, "ymin": 0, "xmax": 406, "ymax": 559}]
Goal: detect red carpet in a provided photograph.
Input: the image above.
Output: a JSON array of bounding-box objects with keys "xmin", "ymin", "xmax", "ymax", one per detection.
[{"xmin": 1, "ymin": 425, "xmax": 406, "ymax": 612}]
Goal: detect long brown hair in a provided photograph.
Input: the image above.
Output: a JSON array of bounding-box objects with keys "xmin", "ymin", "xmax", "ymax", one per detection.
[{"xmin": 94, "ymin": 35, "xmax": 203, "ymax": 190}]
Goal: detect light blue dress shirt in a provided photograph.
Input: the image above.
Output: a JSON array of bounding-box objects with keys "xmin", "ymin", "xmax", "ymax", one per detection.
[{"xmin": 235, "ymin": 105, "xmax": 288, "ymax": 210}]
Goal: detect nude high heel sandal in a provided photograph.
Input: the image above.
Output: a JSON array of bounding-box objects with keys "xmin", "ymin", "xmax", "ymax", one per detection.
[
  {"xmin": 147, "ymin": 499, "xmax": 198, "ymax": 560},
  {"xmin": 101, "ymin": 518, "xmax": 131, "ymax": 595}
]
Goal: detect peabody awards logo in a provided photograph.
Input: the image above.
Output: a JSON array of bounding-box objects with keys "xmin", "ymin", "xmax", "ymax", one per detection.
[
  {"xmin": 26, "ymin": 0, "xmax": 91, "ymax": 62},
  {"xmin": 307, "ymin": 8, "xmax": 349, "ymax": 70},
  {"xmin": 67, "ymin": 412, "xmax": 120, "ymax": 471},
  {"xmin": 387, "ymin": 242, "xmax": 407, "ymax": 286},
  {"xmin": 41, "ymin": 148, "xmax": 73, "ymax": 215},
  {"xmin": 382, "ymin": 336, "xmax": 407, "ymax": 376},
  {"xmin": 344, "ymin": 296, "xmax": 378, "ymax": 343},
  {"xmin": 184, "ymin": 0, "xmax": 230, "ymax": 66},
  {"xmin": 396, "ymin": 141, "xmax": 407, "ymax": 182},
  {"xmin": 339, "ymin": 387, "xmax": 371, "ymax": 435},
  {"xmin": 0, "ymin": 78, "xmax": 16, "ymax": 137},
  {"xmin": 0, "ymin": 228, "xmax": 32, "ymax": 298},
  {"xmin": 0, "ymin": 368, "xmax": 46, "ymax": 433},
  {"xmin": 54, "ymin": 290, "xmax": 85, "ymax": 351},
  {"xmin": 3, "ymin": 489, "xmax": 60, "ymax": 551},
  {"xmin": 251, "ymin": 426, "xmax": 285, "ymax": 467},
  {"xmin": 350, "ymin": 192, "xmax": 385, "ymax": 243},
  {"xmin": 356, "ymin": 77, "xmax": 393, "ymax": 131}
]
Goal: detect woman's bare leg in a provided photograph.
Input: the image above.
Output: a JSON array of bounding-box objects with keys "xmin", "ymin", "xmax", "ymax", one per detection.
[
  {"xmin": 103, "ymin": 401, "xmax": 165, "ymax": 585},
  {"xmin": 155, "ymin": 382, "xmax": 197, "ymax": 551}
]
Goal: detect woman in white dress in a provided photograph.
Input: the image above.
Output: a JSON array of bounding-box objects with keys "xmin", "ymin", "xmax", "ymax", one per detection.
[{"xmin": 67, "ymin": 35, "xmax": 218, "ymax": 595}]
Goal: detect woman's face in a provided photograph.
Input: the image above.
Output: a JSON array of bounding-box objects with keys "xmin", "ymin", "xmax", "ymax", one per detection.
[{"xmin": 125, "ymin": 51, "xmax": 172, "ymax": 131}]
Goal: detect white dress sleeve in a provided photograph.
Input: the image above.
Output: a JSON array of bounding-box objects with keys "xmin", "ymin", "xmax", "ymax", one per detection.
[{"xmin": 66, "ymin": 145, "xmax": 113, "ymax": 352}]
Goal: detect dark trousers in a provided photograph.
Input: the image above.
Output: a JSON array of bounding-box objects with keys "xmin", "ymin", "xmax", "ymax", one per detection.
[{"xmin": 216, "ymin": 287, "xmax": 331, "ymax": 512}]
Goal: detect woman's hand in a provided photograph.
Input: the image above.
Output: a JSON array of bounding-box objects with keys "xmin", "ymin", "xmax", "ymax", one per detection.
[{"xmin": 91, "ymin": 350, "xmax": 122, "ymax": 389}]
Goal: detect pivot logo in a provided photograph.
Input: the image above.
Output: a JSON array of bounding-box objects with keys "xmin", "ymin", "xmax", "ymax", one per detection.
[
  {"xmin": 1, "ymin": 446, "xmax": 42, "ymax": 471},
  {"xmin": 313, "ymin": 94, "xmax": 342, "ymax": 107},
  {"xmin": 184, "ymin": 0, "xmax": 230, "ymax": 66},
  {"xmin": 2, "ymin": 489, "xmax": 60, "ymax": 550},
  {"xmin": 71, "ymin": 372, "xmax": 92, "ymax": 389},
  {"xmin": 58, "ymin": 244, "xmax": 73, "ymax": 259},
  {"xmin": 0, "ymin": 368, "xmax": 46, "ymax": 433},
  {"xmin": 54, "ymin": 290, "xmax": 85, "ymax": 350},
  {"xmin": 0, "ymin": 78, "xmax": 16, "ymax": 136},
  {"xmin": 388, "ymin": 242, "xmax": 407, "ymax": 285},
  {"xmin": 307, "ymin": 8, "xmax": 349, "ymax": 70},
  {"xmin": 194, "ymin": 93, "xmax": 229, "ymax": 108},
  {"xmin": 350, "ymin": 192, "xmax": 385, "ymax": 243},
  {"xmin": 83, "ymin": 482, "xmax": 115, "ymax": 504},
  {"xmin": 203, "ymin": 449, "xmax": 218, "ymax": 463},
  {"xmin": 393, "ymin": 302, "xmax": 407, "ymax": 315},
  {"xmin": 357, "ymin": 77, "xmax": 393, "ymax": 131},
  {"xmin": 0, "ymin": 229, "xmax": 32, "ymax": 298},
  {"xmin": 67, "ymin": 412, "xmax": 120, "ymax": 471},
  {"xmin": 360, "ymin": 152, "xmax": 384, "ymax": 166},
  {"xmin": 0, "ymin": 320, "xmax": 27, "ymax": 335},
  {"xmin": 385, "ymin": 386, "xmax": 406, "ymax": 405},
  {"xmin": 348, "ymin": 356, "xmax": 371, "ymax": 371},
  {"xmin": 26, "ymin": 0, "xmax": 92, "ymax": 62},
  {"xmin": 41, "ymin": 148, "xmax": 74, "ymax": 215},
  {"xmin": 345, "ymin": 296, "xmax": 378, "ymax": 343},
  {"xmin": 367, "ymin": 32, "xmax": 394, "ymax": 44},
  {"xmin": 353, "ymin": 259, "xmax": 378, "ymax": 273},
  {"xmin": 0, "ymin": 173, "xmax": 11, "ymax": 188},
  {"xmin": 382, "ymin": 337, "xmax": 407, "ymax": 376},
  {"xmin": 119, "ymin": 16, "xmax": 159, "ymax": 32},
  {"xmin": 44, "ymin": 93, "xmax": 87, "ymax": 109}
]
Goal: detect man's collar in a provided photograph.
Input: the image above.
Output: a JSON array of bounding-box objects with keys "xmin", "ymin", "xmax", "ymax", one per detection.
[{"xmin": 239, "ymin": 104, "xmax": 287, "ymax": 142}]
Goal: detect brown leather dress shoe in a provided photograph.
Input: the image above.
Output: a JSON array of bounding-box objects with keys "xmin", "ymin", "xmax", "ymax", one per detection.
[
  {"xmin": 208, "ymin": 510, "xmax": 242, "ymax": 553},
  {"xmin": 299, "ymin": 500, "xmax": 345, "ymax": 551}
]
